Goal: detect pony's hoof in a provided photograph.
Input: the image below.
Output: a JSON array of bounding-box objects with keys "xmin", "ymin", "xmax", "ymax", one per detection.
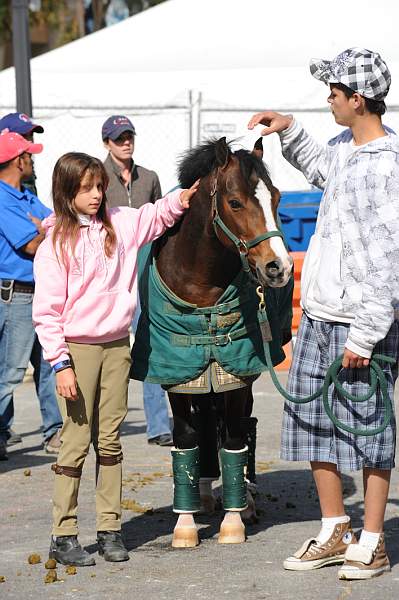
[
  {"xmin": 218, "ymin": 521, "xmax": 246, "ymax": 544},
  {"xmin": 199, "ymin": 494, "xmax": 216, "ymax": 515},
  {"xmin": 172, "ymin": 526, "xmax": 199, "ymax": 548}
]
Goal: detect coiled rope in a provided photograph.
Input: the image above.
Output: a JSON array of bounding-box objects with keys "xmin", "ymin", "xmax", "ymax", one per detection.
[{"xmin": 257, "ymin": 287, "xmax": 395, "ymax": 437}]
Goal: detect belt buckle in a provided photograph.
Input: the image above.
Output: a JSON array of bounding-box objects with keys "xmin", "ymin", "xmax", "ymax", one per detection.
[
  {"xmin": 214, "ymin": 333, "xmax": 232, "ymax": 346},
  {"xmin": 0, "ymin": 280, "xmax": 14, "ymax": 304}
]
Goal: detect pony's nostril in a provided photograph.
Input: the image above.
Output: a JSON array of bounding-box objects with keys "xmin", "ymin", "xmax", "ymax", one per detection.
[{"xmin": 265, "ymin": 260, "xmax": 283, "ymax": 277}]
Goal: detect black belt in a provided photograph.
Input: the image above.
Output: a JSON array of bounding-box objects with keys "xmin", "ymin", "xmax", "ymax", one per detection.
[{"xmin": 14, "ymin": 280, "xmax": 35, "ymax": 293}]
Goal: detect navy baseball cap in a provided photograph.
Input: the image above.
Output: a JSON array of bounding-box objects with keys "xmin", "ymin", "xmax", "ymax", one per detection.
[
  {"xmin": 102, "ymin": 115, "xmax": 136, "ymax": 141},
  {"xmin": 0, "ymin": 112, "xmax": 44, "ymax": 135}
]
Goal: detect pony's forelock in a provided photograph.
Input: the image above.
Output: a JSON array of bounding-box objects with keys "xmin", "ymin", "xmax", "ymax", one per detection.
[{"xmin": 177, "ymin": 139, "xmax": 271, "ymax": 189}]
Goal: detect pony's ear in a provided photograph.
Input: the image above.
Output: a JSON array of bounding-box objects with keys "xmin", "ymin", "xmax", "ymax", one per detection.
[
  {"xmin": 215, "ymin": 137, "xmax": 230, "ymax": 169},
  {"xmin": 252, "ymin": 137, "xmax": 263, "ymax": 160}
]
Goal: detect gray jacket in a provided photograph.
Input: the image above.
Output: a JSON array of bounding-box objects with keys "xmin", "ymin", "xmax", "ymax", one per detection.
[{"xmin": 104, "ymin": 154, "xmax": 162, "ymax": 209}]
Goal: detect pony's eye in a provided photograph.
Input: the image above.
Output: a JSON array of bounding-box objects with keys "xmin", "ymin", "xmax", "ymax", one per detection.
[{"xmin": 228, "ymin": 199, "xmax": 243, "ymax": 210}]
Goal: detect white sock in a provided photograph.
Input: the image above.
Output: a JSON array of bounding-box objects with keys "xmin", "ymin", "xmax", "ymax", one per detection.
[
  {"xmin": 359, "ymin": 530, "xmax": 381, "ymax": 551},
  {"xmin": 223, "ymin": 511, "xmax": 242, "ymax": 523},
  {"xmin": 176, "ymin": 513, "xmax": 195, "ymax": 527},
  {"xmin": 316, "ymin": 515, "xmax": 350, "ymax": 545}
]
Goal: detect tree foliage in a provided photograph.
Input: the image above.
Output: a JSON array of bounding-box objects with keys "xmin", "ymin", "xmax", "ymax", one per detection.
[
  {"xmin": 0, "ymin": 0, "xmax": 168, "ymax": 48},
  {"xmin": 0, "ymin": 1, "xmax": 69, "ymax": 42}
]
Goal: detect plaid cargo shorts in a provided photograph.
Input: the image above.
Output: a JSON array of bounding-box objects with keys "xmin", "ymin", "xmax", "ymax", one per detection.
[{"xmin": 281, "ymin": 314, "xmax": 399, "ymax": 471}]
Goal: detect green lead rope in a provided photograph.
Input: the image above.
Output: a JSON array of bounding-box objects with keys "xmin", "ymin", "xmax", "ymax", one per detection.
[
  {"xmin": 255, "ymin": 296, "xmax": 396, "ymax": 438},
  {"xmin": 264, "ymin": 340, "xmax": 395, "ymax": 437}
]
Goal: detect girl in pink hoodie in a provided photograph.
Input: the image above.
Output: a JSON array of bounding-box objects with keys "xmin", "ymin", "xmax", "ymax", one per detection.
[{"xmin": 33, "ymin": 152, "xmax": 197, "ymax": 567}]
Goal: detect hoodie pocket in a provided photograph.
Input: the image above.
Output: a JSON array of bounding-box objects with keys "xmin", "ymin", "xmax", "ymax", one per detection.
[
  {"xmin": 64, "ymin": 289, "xmax": 133, "ymax": 340},
  {"xmin": 313, "ymin": 237, "xmax": 345, "ymax": 310},
  {"xmin": 300, "ymin": 234, "xmax": 319, "ymax": 302}
]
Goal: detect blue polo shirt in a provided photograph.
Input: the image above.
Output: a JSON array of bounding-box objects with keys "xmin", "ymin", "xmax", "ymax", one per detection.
[{"xmin": 0, "ymin": 180, "xmax": 51, "ymax": 283}]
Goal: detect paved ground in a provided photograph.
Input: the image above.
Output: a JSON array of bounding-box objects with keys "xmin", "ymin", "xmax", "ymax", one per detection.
[{"xmin": 0, "ymin": 372, "xmax": 399, "ymax": 600}]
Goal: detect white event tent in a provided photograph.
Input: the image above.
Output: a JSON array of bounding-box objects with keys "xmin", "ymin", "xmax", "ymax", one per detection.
[{"xmin": 0, "ymin": 0, "xmax": 398, "ymax": 202}]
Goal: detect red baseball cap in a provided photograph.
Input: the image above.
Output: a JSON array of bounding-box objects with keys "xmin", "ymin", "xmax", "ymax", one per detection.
[{"xmin": 0, "ymin": 131, "xmax": 43, "ymax": 165}]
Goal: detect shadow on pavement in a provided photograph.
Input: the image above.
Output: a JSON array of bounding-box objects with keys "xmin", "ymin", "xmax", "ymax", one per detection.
[
  {"xmin": 18, "ymin": 427, "xmax": 42, "ymax": 439},
  {"xmin": 125, "ymin": 405, "xmax": 143, "ymax": 413},
  {"xmin": 0, "ymin": 442, "xmax": 56, "ymax": 472},
  {"xmin": 76, "ymin": 467, "xmax": 399, "ymax": 569},
  {"xmin": 113, "ymin": 469, "xmax": 349, "ymax": 552},
  {"xmin": 0, "ymin": 419, "xmax": 147, "ymax": 472},
  {"xmin": 120, "ymin": 421, "xmax": 147, "ymax": 438}
]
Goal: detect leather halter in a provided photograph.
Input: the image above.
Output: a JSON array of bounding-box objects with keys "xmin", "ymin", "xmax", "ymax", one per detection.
[{"xmin": 210, "ymin": 174, "xmax": 284, "ymax": 274}]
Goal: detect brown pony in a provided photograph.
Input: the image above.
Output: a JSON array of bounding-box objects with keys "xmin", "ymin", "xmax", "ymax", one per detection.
[{"xmin": 136, "ymin": 137, "xmax": 292, "ymax": 547}]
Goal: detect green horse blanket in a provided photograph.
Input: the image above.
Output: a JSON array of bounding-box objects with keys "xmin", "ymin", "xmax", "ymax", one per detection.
[{"xmin": 130, "ymin": 244, "xmax": 293, "ymax": 385}]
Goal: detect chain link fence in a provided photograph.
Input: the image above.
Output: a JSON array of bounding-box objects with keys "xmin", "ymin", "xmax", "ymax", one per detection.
[
  {"xmin": 199, "ymin": 106, "xmax": 399, "ymax": 193},
  {"xmin": 32, "ymin": 99, "xmax": 399, "ymax": 206},
  {"xmin": 34, "ymin": 105, "xmax": 192, "ymax": 206}
]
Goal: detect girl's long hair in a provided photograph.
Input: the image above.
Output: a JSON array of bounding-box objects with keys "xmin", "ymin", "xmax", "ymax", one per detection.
[{"xmin": 51, "ymin": 152, "xmax": 117, "ymax": 265}]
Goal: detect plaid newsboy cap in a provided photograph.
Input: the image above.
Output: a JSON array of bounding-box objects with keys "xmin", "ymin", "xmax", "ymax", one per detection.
[{"xmin": 309, "ymin": 47, "xmax": 391, "ymax": 100}]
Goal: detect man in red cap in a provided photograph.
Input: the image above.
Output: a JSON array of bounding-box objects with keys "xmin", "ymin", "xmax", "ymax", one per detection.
[{"xmin": 0, "ymin": 132, "xmax": 62, "ymax": 459}]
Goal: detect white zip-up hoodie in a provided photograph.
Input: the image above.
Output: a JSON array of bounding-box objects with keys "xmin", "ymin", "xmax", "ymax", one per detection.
[{"xmin": 279, "ymin": 119, "xmax": 399, "ymax": 357}]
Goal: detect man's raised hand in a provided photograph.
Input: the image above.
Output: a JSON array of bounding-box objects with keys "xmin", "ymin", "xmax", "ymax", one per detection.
[{"xmin": 247, "ymin": 111, "xmax": 293, "ymax": 136}]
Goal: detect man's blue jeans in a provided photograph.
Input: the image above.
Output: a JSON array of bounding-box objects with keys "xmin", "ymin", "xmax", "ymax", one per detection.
[
  {"xmin": 132, "ymin": 297, "xmax": 171, "ymax": 439},
  {"xmin": 0, "ymin": 291, "xmax": 62, "ymax": 443}
]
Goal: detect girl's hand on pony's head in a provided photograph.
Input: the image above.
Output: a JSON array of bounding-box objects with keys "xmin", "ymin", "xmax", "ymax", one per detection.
[
  {"xmin": 179, "ymin": 179, "xmax": 200, "ymax": 208},
  {"xmin": 56, "ymin": 368, "xmax": 78, "ymax": 401}
]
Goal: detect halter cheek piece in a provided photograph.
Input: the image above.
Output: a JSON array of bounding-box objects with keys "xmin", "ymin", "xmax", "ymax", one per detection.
[{"xmin": 209, "ymin": 175, "xmax": 284, "ymax": 275}]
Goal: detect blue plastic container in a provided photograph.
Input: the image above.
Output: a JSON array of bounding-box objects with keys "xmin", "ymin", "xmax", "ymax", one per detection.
[{"xmin": 278, "ymin": 189, "xmax": 322, "ymax": 252}]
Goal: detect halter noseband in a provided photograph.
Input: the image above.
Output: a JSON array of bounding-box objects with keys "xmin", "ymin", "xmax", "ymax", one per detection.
[{"xmin": 210, "ymin": 174, "xmax": 284, "ymax": 275}]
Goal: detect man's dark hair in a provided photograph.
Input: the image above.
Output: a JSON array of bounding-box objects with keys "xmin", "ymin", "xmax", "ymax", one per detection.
[
  {"xmin": 0, "ymin": 158, "xmax": 14, "ymax": 171},
  {"xmin": 332, "ymin": 82, "xmax": 386, "ymax": 115}
]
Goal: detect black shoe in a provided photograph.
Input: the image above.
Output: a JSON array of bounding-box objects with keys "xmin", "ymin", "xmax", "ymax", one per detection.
[
  {"xmin": 148, "ymin": 433, "xmax": 173, "ymax": 447},
  {"xmin": 0, "ymin": 440, "xmax": 8, "ymax": 461},
  {"xmin": 49, "ymin": 535, "xmax": 95, "ymax": 566},
  {"xmin": 6, "ymin": 429, "xmax": 22, "ymax": 446},
  {"xmin": 97, "ymin": 531, "xmax": 129, "ymax": 562}
]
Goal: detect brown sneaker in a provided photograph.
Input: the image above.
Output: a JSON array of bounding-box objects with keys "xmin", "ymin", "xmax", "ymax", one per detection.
[
  {"xmin": 44, "ymin": 430, "xmax": 62, "ymax": 455},
  {"xmin": 284, "ymin": 521, "xmax": 355, "ymax": 571},
  {"xmin": 338, "ymin": 533, "xmax": 390, "ymax": 580}
]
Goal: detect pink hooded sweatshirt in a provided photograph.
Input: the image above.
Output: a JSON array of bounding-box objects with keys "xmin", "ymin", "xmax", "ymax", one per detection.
[{"xmin": 33, "ymin": 189, "xmax": 185, "ymax": 366}]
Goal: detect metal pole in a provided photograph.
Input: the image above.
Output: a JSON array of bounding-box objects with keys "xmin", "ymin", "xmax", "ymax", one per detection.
[
  {"xmin": 11, "ymin": 0, "xmax": 32, "ymax": 116},
  {"xmin": 188, "ymin": 90, "xmax": 201, "ymax": 149},
  {"xmin": 196, "ymin": 92, "xmax": 202, "ymax": 146},
  {"xmin": 188, "ymin": 90, "xmax": 193, "ymax": 149}
]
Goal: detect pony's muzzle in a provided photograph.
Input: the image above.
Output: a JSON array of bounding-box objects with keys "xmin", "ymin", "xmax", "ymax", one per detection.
[
  {"xmin": 256, "ymin": 258, "xmax": 292, "ymax": 288},
  {"xmin": 265, "ymin": 259, "xmax": 284, "ymax": 279}
]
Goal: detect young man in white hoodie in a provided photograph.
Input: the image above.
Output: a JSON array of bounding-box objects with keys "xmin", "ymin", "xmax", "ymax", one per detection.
[{"xmin": 249, "ymin": 48, "xmax": 399, "ymax": 580}]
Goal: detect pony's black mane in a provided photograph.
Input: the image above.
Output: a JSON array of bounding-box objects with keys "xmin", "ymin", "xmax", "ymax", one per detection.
[{"xmin": 177, "ymin": 138, "xmax": 271, "ymax": 189}]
